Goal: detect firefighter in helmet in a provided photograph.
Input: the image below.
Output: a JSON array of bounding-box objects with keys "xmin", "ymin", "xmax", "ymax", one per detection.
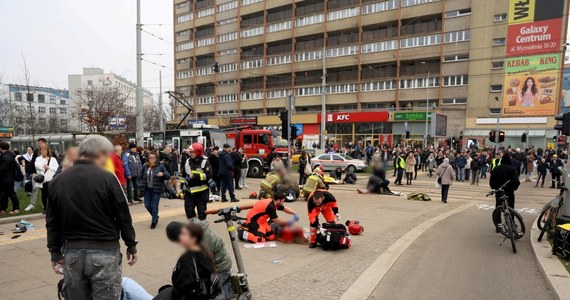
[
  {"xmin": 307, "ymin": 190, "xmax": 340, "ymax": 248},
  {"xmin": 260, "ymin": 166, "xmax": 286, "ymax": 198},
  {"xmin": 302, "ymin": 166, "xmax": 327, "ymax": 198},
  {"xmin": 183, "ymin": 143, "xmax": 212, "ymax": 220}
]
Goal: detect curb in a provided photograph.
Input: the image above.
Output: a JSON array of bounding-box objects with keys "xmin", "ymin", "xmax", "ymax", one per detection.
[
  {"xmin": 530, "ymin": 216, "xmax": 570, "ymax": 300},
  {"xmin": 0, "ymin": 213, "xmax": 44, "ymax": 225}
]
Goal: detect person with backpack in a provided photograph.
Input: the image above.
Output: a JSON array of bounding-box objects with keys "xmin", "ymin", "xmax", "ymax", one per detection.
[
  {"xmin": 306, "ymin": 190, "xmax": 340, "ymax": 248},
  {"xmin": 0, "ymin": 142, "xmax": 21, "ymax": 214}
]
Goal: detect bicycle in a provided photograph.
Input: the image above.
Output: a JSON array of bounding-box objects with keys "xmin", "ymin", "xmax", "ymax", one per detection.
[
  {"xmin": 487, "ymin": 180, "xmax": 526, "ymax": 254},
  {"xmin": 537, "ymin": 184, "xmax": 566, "ymax": 242}
]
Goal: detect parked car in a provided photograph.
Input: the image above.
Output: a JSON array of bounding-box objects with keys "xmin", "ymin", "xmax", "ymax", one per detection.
[
  {"xmin": 311, "ymin": 153, "xmax": 367, "ymax": 173},
  {"xmin": 291, "ymin": 149, "xmax": 314, "ymax": 164}
]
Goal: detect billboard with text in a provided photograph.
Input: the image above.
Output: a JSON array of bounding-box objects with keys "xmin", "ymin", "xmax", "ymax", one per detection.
[{"xmin": 503, "ymin": 54, "xmax": 561, "ymax": 116}]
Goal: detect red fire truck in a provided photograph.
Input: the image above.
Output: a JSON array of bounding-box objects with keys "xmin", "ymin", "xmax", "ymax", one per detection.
[{"xmin": 210, "ymin": 128, "xmax": 288, "ymax": 177}]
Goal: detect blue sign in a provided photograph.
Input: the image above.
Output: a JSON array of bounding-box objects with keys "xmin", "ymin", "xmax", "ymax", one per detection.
[
  {"xmin": 561, "ymin": 69, "xmax": 570, "ymax": 114},
  {"xmin": 188, "ymin": 119, "xmax": 208, "ymax": 125}
]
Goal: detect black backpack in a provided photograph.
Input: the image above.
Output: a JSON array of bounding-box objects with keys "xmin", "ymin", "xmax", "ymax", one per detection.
[{"xmin": 316, "ymin": 223, "xmax": 351, "ymax": 250}]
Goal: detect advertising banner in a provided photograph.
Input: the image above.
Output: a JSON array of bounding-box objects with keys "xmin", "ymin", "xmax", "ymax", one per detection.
[
  {"xmin": 318, "ymin": 111, "xmax": 389, "ymax": 123},
  {"xmin": 230, "ymin": 117, "xmax": 257, "ymax": 126},
  {"xmin": 506, "ymin": 18, "xmax": 562, "ymax": 57},
  {"xmin": 378, "ymin": 134, "xmax": 393, "ymax": 147},
  {"xmin": 434, "ymin": 114, "xmax": 447, "ymax": 137},
  {"xmin": 503, "ymin": 53, "xmax": 561, "ymax": 116},
  {"xmin": 561, "ymin": 69, "xmax": 570, "ymax": 113},
  {"xmin": 393, "ymin": 112, "xmax": 432, "ymax": 121},
  {"xmin": 508, "ymin": 0, "xmax": 564, "ymax": 24}
]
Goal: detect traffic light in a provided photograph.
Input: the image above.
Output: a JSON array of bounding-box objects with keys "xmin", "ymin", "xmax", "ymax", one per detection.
[
  {"xmin": 553, "ymin": 135, "xmax": 557, "ymax": 142},
  {"xmin": 554, "ymin": 113, "xmax": 570, "ymax": 135},
  {"xmin": 405, "ymin": 131, "xmax": 410, "ymax": 139},
  {"xmin": 498, "ymin": 131, "xmax": 505, "ymax": 143},
  {"xmin": 521, "ymin": 132, "xmax": 527, "ymax": 143},
  {"xmin": 451, "ymin": 137, "xmax": 457, "ymax": 146},
  {"xmin": 280, "ymin": 111, "xmax": 288, "ymax": 139},
  {"xmin": 489, "ymin": 130, "xmax": 496, "ymax": 142},
  {"xmin": 212, "ymin": 62, "xmax": 219, "ymax": 73},
  {"xmin": 290, "ymin": 125, "xmax": 298, "ymax": 140}
]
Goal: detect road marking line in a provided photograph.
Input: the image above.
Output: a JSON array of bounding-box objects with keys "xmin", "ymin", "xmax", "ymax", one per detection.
[{"xmin": 340, "ymin": 202, "xmax": 472, "ymax": 300}]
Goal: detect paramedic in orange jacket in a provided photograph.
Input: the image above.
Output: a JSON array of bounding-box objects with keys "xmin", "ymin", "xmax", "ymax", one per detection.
[
  {"xmin": 238, "ymin": 191, "xmax": 298, "ymax": 243},
  {"xmin": 307, "ymin": 190, "xmax": 340, "ymax": 248}
]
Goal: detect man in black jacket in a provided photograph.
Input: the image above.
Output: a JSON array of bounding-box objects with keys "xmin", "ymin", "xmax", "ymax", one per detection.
[
  {"xmin": 231, "ymin": 148, "xmax": 243, "ymax": 190},
  {"xmin": 47, "ymin": 135, "xmax": 138, "ymax": 300},
  {"xmin": 0, "ymin": 142, "xmax": 20, "ymax": 214},
  {"xmin": 219, "ymin": 144, "xmax": 238, "ymax": 202},
  {"xmin": 490, "ymin": 154, "xmax": 520, "ymax": 210},
  {"xmin": 207, "ymin": 146, "xmax": 221, "ymax": 195}
]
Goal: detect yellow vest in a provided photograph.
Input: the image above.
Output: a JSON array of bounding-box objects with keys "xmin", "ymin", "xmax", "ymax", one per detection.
[
  {"xmin": 492, "ymin": 158, "xmax": 502, "ymax": 170},
  {"xmin": 396, "ymin": 156, "xmax": 406, "ymax": 169},
  {"xmin": 261, "ymin": 171, "xmax": 280, "ymax": 191},
  {"xmin": 303, "ymin": 174, "xmax": 324, "ymax": 193}
]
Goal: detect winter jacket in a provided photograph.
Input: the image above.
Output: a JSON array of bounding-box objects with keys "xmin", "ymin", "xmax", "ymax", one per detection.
[
  {"xmin": 122, "ymin": 151, "xmax": 142, "ymax": 178},
  {"xmin": 436, "ymin": 162, "xmax": 455, "ymax": 185},
  {"xmin": 184, "ymin": 157, "xmax": 212, "ymax": 194},
  {"xmin": 207, "ymin": 154, "xmax": 220, "ymax": 178},
  {"xmin": 219, "ymin": 151, "xmax": 234, "ymax": 173},
  {"xmin": 231, "ymin": 151, "xmax": 242, "ymax": 170},
  {"xmin": 46, "ymin": 160, "xmax": 137, "ymax": 262},
  {"xmin": 188, "ymin": 218, "xmax": 232, "ymax": 272},
  {"xmin": 170, "ymin": 250, "xmax": 215, "ymax": 300},
  {"xmin": 0, "ymin": 150, "xmax": 17, "ymax": 183},
  {"xmin": 456, "ymin": 157, "xmax": 467, "ymax": 168},
  {"xmin": 141, "ymin": 163, "xmax": 170, "ymax": 193},
  {"xmin": 470, "ymin": 158, "xmax": 481, "ymax": 170},
  {"xmin": 490, "ymin": 156, "xmax": 520, "ymax": 194},
  {"xmin": 111, "ymin": 153, "xmax": 126, "ymax": 186},
  {"xmin": 537, "ymin": 162, "xmax": 548, "ymax": 174},
  {"xmin": 405, "ymin": 157, "xmax": 416, "ymax": 173}
]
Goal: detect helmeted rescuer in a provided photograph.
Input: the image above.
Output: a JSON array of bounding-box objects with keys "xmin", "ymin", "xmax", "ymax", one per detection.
[
  {"xmin": 307, "ymin": 190, "xmax": 339, "ymax": 248},
  {"xmin": 260, "ymin": 167, "xmax": 285, "ymax": 198},
  {"xmin": 184, "ymin": 143, "xmax": 213, "ymax": 220},
  {"xmin": 238, "ymin": 191, "xmax": 298, "ymax": 243},
  {"xmin": 302, "ymin": 166, "xmax": 327, "ymax": 198}
]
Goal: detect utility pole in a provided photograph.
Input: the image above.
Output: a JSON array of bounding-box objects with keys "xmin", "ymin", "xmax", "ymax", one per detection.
[
  {"xmin": 135, "ymin": 0, "xmax": 144, "ymax": 146},
  {"xmin": 159, "ymin": 69, "xmax": 164, "ymax": 131},
  {"xmin": 320, "ymin": 46, "xmax": 326, "ymax": 150},
  {"xmin": 287, "ymin": 95, "xmax": 294, "ymax": 169}
]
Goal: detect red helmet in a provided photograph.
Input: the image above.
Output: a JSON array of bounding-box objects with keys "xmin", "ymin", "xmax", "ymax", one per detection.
[
  {"xmin": 346, "ymin": 220, "xmax": 364, "ymax": 235},
  {"xmin": 189, "ymin": 143, "xmax": 204, "ymax": 157},
  {"xmin": 314, "ymin": 165, "xmax": 324, "ymax": 176},
  {"xmin": 249, "ymin": 191, "xmax": 258, "ymax": 199}
]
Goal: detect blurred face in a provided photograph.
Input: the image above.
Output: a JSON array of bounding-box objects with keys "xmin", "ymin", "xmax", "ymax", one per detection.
[
  {"xmin": 212, "ymin": 149, "xmax": 219, "ymax": 155},
  {"xmin": 27, "ymin": 147, "xmax": 33, "ymax": 154},
  {"xmin": 189, "ymin": 147, "xmax": 196, "ymax": 159},
  {"xmin": 148, "ymin": 153, "xmax": 157, "ymax": 164},
  {"xmin": 178, "ymin": 227, "xmax": 198, "ymax": 249},
  {"xmin": 40, "ymin": 148, "xmax": 48, "ymax": 157},
  {"xmin": 114, "ymin": 146, "xmax": 123, "ymax": 156},
  {"xmin": 130, "ymin": 147, "xmax": 137, "ymax": 153},
  {"xmin": 67, "ymin": 148, "xmax": 79, "ymax": 163},
  {"xmin": 313, "ymin": 196, "xmax": 324, "ymax": 206},
  {"xmin": 273, "ymin": 198, "xmax": 285, "ymax": 207}
]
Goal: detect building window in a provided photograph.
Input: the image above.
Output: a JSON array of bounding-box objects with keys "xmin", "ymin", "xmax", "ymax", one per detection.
[
  {"xmin": 49, "ymin": 107, "xmax": 57, "ymax": 114},
  {"xmin": 60, "ymin": 108, "xmax": 67, "ymax": 114},
  {"xmin": 197, "ymin": 96, "xmax": 215, "ymax": 105},
  {"xmin": 218, "ymin": 94, "xmax": 238, "ymax": 103},
  {"xmin": 491, "ymin": 61, "xmax": 504, "ymax": 69},
  {"xmin": 240, "ymin": 26, "xmax": 264, "ymax": 38},
  {"xmin": 217, "ymin": 1, "xmax": 237, "ymax": 12},
  {"xmin": 362, "ymin": 0, "xmax": 398, "ymax": 14},
  {"xmin": 60, "ymin": 99, "xmax": 66, "ymax": 105},
  {"xmin": 217, "ymin": 110, "xmax": 237, "ymax": 116},
  {"xmin": 361, "ymin": 40, "xmax": 398, "ymax": 53},
  {"xmin": 38, "ymin": 106, "xmax": 46, "ymax": 113},
  {"xmin": 326, "ymin": 45, "xmax": 359, "ymax": 58},
  {"xmin": 444, "ymin": 30, "xmax": 470, "ymax": 43},
  {"xmin": 60, "ymin": 119, "xmax": 68, "ymax": 126},
  {"xmin": 492, "ymin": 38, "xmax": 506, "ymax": 46},
  {"xmin": 49, "ymin": 95, "xmax": 57, "ymax": 103},
  {"xmin": 401, "ymin": 34, "xmax": 441, "ymax": 48},
  {"xmin": 267, "ymin": 20, "xmax": 292, "ymax": 33},
  {"xmin": 176, "ymin": 30, "xmax": 190, "ymax": 37},
  {"xmin": 327, "ymin": 7, "xmax": 360, "ymax": 21},
  {"xmin": 219, "ymin": 63, "xmax": 237, "ymax": 73},
  {"xmin": 196, "ymin": 37, "xmax": 214, "ymax": 47},
  {"xmin": 441, "ymin": 98, "xmax": 467, "ymax": 105},
  {"xmin": 295, "ymin": 14, "xmax": 324, "ymax": 27},
  {"xmin": 14, "ymin": 92, "xmax": 22, "ymax": 101},
  {"xmin": 266, "ymin": 54, "xmax": 292, "ymax": 66},
  {"xmin": 444, "ymin": 8, "xmax": 471, "ymax": 18},
  {"xmin": 443, "ymin": 75, "xmax": 468, "ymax": 86},
  {"xmin": 266, "ymin": 89, "xmax": 291, "ymax": 99},
  {"xmin": 494, "ymin": 13, "xmax": 507, "ymax": 22},
  {"xmin": 176, "ymin": 42, "xmax": 194, "ymax": 52},
  {"xmin": 360, "ymin": 80, "xmax": 396, "ymax": 92},
  {"xmin": 295, "ymin": 86, "xmax": 323, "ymax": 96},
  {"xmin": 196, "ymin": 67, "xmax": 213, "ymax": 76},
  {"xmin": 176, "ymin": 2, "xmax": 188, "ymax": 9},
  {"xmin": 218, "ymin": 48, "xmax": 237, "ymax": 56},
  {"xmin": 218, "ymin": 32, "xmax": 238, "ymax": 43},
  {"xmin": 241, "ymin": 0, "xmax": 262, "ymax": 6},
  {"xmin": 399, "ymin": 77, "xmax": 439, "ymax": 89},
  {"xmin": 176, "ymin": 70, "xmax": 193, "ymax": 79},
  {"xmin": 176, "ymin": 13, "xmax": 193, "ymax": 24},
  {"xmin": 218, "ymin": 79, "xmax": 238, "ymax": 85},
  {"xmin": 328, "ymin": 83, "xmax": 358, "ymax": 94},
  {"xmin": 402, "ymin": 0, "xmax": 438, "ymax": 7},
  {"xmin": 196, "ymin": 7, "xmax": 214, "ymax": 18},
  {"xmin": 218, "ymin": 18, "xmax": 236, "ymax": 26},
  {"xmin": 240, "ymin": 91, "xmax": 263, "ymax": 101},
  {"xmin": 241, "ymin": 59, "xmax": 264, "ymax": 70},
  {"xmin": 295, "ymin": 49, "xmax": 324, "ymax": 62},
  {"xmin": 38, "ymin": 94, "xmax": 45, "ymax": 103},
  {"xmin": 490, "ymin": 85, "xmax": 503, "ymax": 92},
  {"xmin": 443, "ymin": 54, "xmax": 469, "ymax": 62}
]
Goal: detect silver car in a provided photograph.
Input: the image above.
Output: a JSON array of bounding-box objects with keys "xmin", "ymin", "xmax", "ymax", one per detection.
[{"xmin": 311, "ymin": 153, "xmax": 367, "ymax": 173}]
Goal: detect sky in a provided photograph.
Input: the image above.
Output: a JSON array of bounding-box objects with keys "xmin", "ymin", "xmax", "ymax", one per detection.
[{"xmin": 0, "ymin": 0, "xmax": 173, "ymax": 104}]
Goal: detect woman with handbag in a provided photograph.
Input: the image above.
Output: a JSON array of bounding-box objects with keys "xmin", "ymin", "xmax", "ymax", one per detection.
[
  {"xmin": 436, "ymin": 158, "xmax": 455, "ymax": 204},
  {"xmin": 140, "ymin": 152, "xmax": 170, "ymax": 229},
  {"xmin": 27, "ymin": 146, "xmax": 59, "ymax": 213},
  {"xmin": 298, "ymin": 150, "xmax": 311, "ymax": 185},
  {"xmin": 155, "ymin": 223, "xmax": 218, "ymax": 300}
]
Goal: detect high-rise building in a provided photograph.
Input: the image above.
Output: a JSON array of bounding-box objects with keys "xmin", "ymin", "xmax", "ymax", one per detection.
[
  {"xmin": 173, "ymin": 0, "xmax": 568, "ymax": 147},
  {"xmin": 68, "ymin": 68, "xmax": 154, "ymax": 132}
]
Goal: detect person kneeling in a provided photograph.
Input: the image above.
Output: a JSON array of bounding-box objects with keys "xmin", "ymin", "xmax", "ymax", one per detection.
[
  {"xmin": 307, "ymin": 190, "xmax": 340, "ymax": 248},
  {"xmin": 238, "ymin": 191, "xmax": 298, "ymax": 243}
]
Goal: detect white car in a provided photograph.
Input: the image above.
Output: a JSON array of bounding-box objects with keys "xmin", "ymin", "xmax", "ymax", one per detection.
[{"xmin": 311, "ymin": 153, "xmax": 367, "ymax": 173}]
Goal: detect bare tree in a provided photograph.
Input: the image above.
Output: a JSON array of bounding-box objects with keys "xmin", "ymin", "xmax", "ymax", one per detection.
[
  {"xmin": 0, "ymin": 79, "xmax": 10, "ymax": 128},
  {"xmin": 71, "ymin": 86, "xmax": 130, "ymax": 133},
  {"xmin": 144, "ymin": 104, "xmax": 163, "ymax": 131},
  {"xmin": 21, "ymin": 53, "xmax": 35, "ymax": 139}
]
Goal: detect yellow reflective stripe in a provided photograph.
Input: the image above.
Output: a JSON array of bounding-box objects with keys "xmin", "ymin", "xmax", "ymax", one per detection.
[
  {"xmin": 228, "ymin": 225, "xmax": 235, "ymax": 232},
  {"xmin": 261, "ymin": 181, "xmax": 272, "ymax": 189},
  {"xmin": 191, "ymin": 170, "xmax": 206, "ymax": 181},
  {"xmin": 190, "ymin": 185, "xmax": 208, "ymax": 193}
]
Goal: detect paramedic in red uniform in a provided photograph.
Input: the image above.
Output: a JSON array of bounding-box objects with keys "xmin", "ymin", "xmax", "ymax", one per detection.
[
  {"xmin": 238, "ymin": 191, "xmax": 298, "ymax": 243},
  {"xmin": 307, "ymin": 190, "xmax": 340, "ymax": 248}
]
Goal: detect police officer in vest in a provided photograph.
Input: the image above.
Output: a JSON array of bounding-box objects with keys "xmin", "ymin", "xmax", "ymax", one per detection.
[
  {"xmin": 394, "ymin": 152, "xmax": 406, "ymax": 185},
  {"xmin": 184, "ymin": 143, "xmax": 212, "ymax": 220},
  {"xmin": 491, "ymin": 150, "xmax": 503, "ymax": 171}
]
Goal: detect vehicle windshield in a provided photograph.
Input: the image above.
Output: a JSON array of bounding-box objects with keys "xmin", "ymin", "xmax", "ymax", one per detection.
[{"xmin": 339, "ymin": 154, "xmax": 353, "ymax": 160}]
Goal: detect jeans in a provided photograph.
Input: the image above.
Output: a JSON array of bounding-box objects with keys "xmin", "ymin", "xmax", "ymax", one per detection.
[
  {"xmin": 465, "ymin": 169, "xmax": 470, "ymax": 181},
  {"xmin": 126, "ymin": 177, "xmax": 140, "ymax": 201},
  {"xmin": 457, "ymin": 167, "xmax": 465, "ymax": 181},
  {"xmin": 0, "ymin": 182, "xmax": 19, "ymax": 211},
  {"xmin": 122, "ymin": 277, "xmax": 153, "ymax": 300},
  {"xmin": 63, "ymin": 248, "xmax": 122, "ymax": 300},
  {"xmin": 480, "ymin": 165, "xmax": 487, "ymax": 178},
  {"xmin": 441, "ymin": 184, "xmax": 450, "ymax": 202},
  {"xmin": 234, "ymin": 168, "xmax": 241, "ymax": 189},
  {"xmin": 143, "ymin": 190, "xmax": 161, "ymax": 224},
  {"xmin": 14, "ymin": 181, "xmax": 23, "ymax": 193},
  {"xmin": 220, "ymin": 172, "xmax": 235, "ymax": 201},
  {"xmin": 239, "ymin": 168, "xmax": 248, "ymax": 187},
  {"xmin": 213, "ymin": 270, "xmax": 234, "ymax": 300},
  {"xmin": 395, "ymin": 169, "xmax": 404, "ymax": 184},
  {"xmin": 470, "ymin": 169, "xmax": 480, "ymax": 185}
]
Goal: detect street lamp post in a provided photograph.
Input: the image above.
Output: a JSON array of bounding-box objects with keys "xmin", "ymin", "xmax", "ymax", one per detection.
[
  {"xmin": 320, "ymin": 46, "xmax": 326, "ymax": 150},
  {"xmin": 421, "ymin": 61, "xmax": 429, "ymax": 149}
]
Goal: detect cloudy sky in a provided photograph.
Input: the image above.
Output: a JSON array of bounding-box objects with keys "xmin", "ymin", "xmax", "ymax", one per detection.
[{"xmin": 0, "ymin": 0, "xmax": 173, "ymax": 103}]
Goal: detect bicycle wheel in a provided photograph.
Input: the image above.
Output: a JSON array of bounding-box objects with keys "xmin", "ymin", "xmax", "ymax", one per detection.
[
  {"xmin": 538, "ymin": 208, "xmax": 555, "ymax": 242},
  {"xmin": 508, "ymin": 208, "xmax": 526, "ymax": 240},
  {"xmin": 537, "ymin": 205, "xmax": 552, "ymax": 231},
  {"xmin": 505, "ymin": 213, "xmax": 517, "ymax": 253}
]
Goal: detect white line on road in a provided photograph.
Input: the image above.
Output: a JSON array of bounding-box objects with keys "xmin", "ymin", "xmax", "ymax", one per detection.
[{"xmin": 340, "ymin": 202, "xmax": 473, "ymax": 300}]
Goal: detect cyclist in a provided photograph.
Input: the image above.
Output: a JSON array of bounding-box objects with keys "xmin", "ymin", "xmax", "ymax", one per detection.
[{"xmin": 489, "ymin": 155, "xmax": 520, "ymax": 225}]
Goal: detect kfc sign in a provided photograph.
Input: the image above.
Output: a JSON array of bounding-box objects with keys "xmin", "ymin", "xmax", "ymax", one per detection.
[{"xmin": 319, "ymin": 112, "xmax": 389, "ymax": 123}]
